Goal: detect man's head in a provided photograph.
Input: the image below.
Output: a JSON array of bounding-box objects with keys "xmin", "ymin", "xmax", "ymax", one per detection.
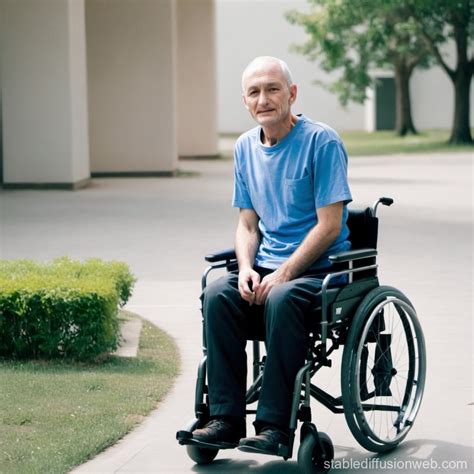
[{"xmin": 241, "ymin": 56, "xmax": 297, "ymax": 129}]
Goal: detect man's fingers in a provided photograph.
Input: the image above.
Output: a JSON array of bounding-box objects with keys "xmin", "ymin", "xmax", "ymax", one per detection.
[
  {"xmin": 251, "ymin": 274, "xmax": 261, "ymax": 292},
  {"xmin": 238, "ymin": 270, "xmax": 262, "ymax": 305},
  {"xmin": 239, "ymin": 278, "xmax": 256, "ymax": 305},
  {"xmin": 255, "ymin": 282, "xmax": 269, "ymax": 305},
  {"xmin": 241, "ymin": 289, "xmax": 256, "ymax": 305}
]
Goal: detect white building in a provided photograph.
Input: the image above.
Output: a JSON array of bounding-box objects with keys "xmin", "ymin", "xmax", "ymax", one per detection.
[{"xmin": 0, "ymin": 0, "xmax": 471, "ymax": 189}]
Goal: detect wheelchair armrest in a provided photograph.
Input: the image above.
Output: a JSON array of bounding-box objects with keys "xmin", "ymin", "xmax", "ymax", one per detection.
[
  {"xmin": 205, "ymin": 248, "xmax": 237, "ymax": 263},
  {"xmin": 328, "ymin": 248, "xmax": 377, "ymax": 264}
]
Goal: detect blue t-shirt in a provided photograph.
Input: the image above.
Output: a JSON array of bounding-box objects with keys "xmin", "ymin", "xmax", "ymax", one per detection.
[{"xmin": 232, "ymin": 115, "xmax": 352, "ymax": 271}]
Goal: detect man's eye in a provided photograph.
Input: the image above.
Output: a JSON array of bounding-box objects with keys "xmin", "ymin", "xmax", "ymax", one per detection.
[{"xmin": 249, "ymin": 91, "xmax": 258, "ymax": 97}]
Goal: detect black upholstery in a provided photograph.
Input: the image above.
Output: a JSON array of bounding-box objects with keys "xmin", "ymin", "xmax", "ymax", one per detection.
[{"xmin": 347, "ymin": 208, "xmax": 378, "ymax": 250}]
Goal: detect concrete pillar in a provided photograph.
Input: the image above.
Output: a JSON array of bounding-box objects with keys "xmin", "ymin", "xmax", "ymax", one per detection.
[
  {"xmin": 86, "ymin": 0, "xmax": 178, "ymax": 176},
  {"xmin": 177, "ymin": 0, "xmax": 218, "ymax": 158},
  {"xmin": 0, "ymin": 0, "xmax": 90, "ymax": 189}
]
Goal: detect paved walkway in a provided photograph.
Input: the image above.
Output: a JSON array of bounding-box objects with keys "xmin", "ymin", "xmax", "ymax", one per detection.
[{"xmin": 1, "ymin": 152, "xmax": 472, "ymax": 473}]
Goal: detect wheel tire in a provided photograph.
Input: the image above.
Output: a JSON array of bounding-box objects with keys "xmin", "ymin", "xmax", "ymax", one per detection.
[
  {"xmin": 186, "ymin": 444, "xmax": 219, "ymax": 465},
  {"xmin": 341, "ymin": 286, "xmax": 426, "ymax": 453},
  {"xmin": 297, "ymin": 432, "xmax": 334, "ymax": 474}
]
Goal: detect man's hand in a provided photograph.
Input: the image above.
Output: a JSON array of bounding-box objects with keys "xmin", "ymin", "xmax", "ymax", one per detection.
[
  {"xmin": 238, "ymin": 267, "xmax": 261, "ymax": 305},
  {"xmin": 254, "ymin": 269, "xmax": 290, "ymax": 305}
]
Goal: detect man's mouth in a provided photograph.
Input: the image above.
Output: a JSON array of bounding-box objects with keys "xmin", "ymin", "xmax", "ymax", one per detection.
[{"xmin": 257, "ymin": 109, "xmax": 274, "ymax": 114}]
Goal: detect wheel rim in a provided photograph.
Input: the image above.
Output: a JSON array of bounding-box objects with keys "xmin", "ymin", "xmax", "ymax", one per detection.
[{"xmin": 352, "ymin": 296, "xmax": 426, "ymax": 447}]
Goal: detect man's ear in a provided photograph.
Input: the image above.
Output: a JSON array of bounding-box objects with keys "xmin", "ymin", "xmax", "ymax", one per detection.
[
  {"xmin": 242, "ymin": 94, "xmax": 249, "ymax": 110},
  {"xmin": 289, "ymin": 84, "xmax": 297, "ymax": 105}
]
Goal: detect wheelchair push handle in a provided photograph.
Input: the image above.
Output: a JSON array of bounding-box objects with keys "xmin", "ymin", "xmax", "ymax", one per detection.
[{"xmin": 372, "ymin": 197, "xmax": 394, "ymax": 217}]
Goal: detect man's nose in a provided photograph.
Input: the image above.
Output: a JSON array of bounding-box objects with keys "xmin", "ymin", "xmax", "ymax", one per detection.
[{"xmin": 258, "ymin": 91, "xmax": 268, "ymax": 105}]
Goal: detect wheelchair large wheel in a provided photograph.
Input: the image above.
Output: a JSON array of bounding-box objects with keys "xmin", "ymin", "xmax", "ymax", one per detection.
[{"xmin": 341, "ymin": 286, "xmax": 426, "ymax": 453}]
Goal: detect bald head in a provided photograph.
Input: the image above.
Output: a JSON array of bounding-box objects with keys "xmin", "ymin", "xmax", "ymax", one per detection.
[{"xmin": 241, "ymin": 56, "xmax": 293, "ymax": 92}]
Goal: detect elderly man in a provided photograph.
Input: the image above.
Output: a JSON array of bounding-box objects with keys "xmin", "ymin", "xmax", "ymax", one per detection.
[{"xmin": 192, "ymin": 56, "xmax": 352, "ymax": 455}]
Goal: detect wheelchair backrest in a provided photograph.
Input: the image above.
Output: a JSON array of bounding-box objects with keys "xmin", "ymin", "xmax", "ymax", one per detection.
[{"xmin": 347, "ymin": 208, "xmax": 378, "ymax": 250}]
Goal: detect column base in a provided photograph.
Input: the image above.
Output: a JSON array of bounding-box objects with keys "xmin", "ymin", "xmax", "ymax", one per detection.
[
  {"xmin": 91, "ymin": 170, "xmax": 177, "ymax": 178},
  {"xmin": 1, "ymin": 178, "xmax": 91, "ymax": 190}
]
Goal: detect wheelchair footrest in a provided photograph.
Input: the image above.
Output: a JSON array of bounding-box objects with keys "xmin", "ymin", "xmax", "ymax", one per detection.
[
  {"xmin": 176, "ymin": 430, "xmax": 193, "ymax": 445},
  {"xmin": 176, "ymin": 430, "xmax": 238, "ymax": 450},
  {"xmin": 238, "ymin": 443, "xmax": 290, "ymax": 458}
]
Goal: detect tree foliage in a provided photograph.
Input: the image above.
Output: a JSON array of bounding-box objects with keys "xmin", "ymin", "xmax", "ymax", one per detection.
[
  {"xmin": 287, "ymin": 0, "xmax": 473, "ymax": 142},
  {"xmin": 287, "ymin": 0, "xmax": 431, "ymax": 104}
]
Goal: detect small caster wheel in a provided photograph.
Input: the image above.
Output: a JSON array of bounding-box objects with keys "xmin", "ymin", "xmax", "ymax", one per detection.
[
  {"xmin": 186, "ymin": 444, "xmax": 219, "ymax": 465},
  {"xmin": 297, "ymin": 431, "xmax": 334, "ymax": 473}
]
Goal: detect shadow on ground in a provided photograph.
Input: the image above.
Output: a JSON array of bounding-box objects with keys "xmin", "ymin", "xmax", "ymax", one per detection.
[{"xmin": 192, "ymin": 439, "xmax": 473, "ymax": 473}]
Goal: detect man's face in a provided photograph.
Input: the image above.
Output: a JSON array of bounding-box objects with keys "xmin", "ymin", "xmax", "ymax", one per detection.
[{"xmin": 242, "ymin": 64, "xmax": 296, "ymax": 128}]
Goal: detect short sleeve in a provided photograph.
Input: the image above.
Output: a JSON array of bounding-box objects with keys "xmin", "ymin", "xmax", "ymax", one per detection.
[
  {"xmin": 232, "ymin": 151, "xmax": 253, "ymax": 209},
  {"xmin": 313, "ymin": 140, "xmax": 352, "ymax": 209}
]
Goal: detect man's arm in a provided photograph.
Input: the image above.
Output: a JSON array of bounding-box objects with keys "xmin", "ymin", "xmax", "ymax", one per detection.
[
  {"xmin": 254, "ymin": 201, "xmax": 343, "ymax": 305},
  {"xmin": 235, "ymin": 208, "xmax": 261, "ymax": 305}
]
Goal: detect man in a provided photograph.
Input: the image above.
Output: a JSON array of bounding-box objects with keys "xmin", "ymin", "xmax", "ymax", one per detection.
[{"xmin": 192, "ymin": 56, "xmax": 352, "ymax": 455}]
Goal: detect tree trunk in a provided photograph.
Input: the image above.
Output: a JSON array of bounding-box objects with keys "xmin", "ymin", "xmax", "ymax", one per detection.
[
  {"xmin": 448, "ymin": 12, "xmax": 473, "ymax": 144},
  {"xmin": 394, "ymin": 61, "xmax": 418, "ymax": 136},
  {"xmin": 449, "ymin": 68, "xmax": 472, "ymax": 144}
]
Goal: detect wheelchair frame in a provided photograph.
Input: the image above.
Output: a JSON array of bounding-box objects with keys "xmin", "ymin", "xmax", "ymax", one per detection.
[{"xmin": 177, "ymin": 197, "xmax": 426, "ymax": 473}]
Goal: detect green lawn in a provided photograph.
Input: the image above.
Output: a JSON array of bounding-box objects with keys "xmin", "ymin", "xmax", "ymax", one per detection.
[
  {"xmin": 219, "ymin": 129, "xmax": 473, "ymax": 158},
  {"xmin": 0, "ymin": 312, "xmax": 179, "ymax": 474},
  {"xmin": 340, "ymin": 129, "xmax": 474, "ymax": 156}
]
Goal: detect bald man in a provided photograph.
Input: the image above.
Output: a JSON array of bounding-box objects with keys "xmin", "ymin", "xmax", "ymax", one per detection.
[{"xmin": 192, "ymin": 56, "xmax": 352, "ymax": 456}]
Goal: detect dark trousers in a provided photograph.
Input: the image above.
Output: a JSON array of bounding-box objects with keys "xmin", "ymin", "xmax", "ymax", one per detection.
[{"xmin": 201, "ymin": 269, "xmax": 325, "ymax": 429}]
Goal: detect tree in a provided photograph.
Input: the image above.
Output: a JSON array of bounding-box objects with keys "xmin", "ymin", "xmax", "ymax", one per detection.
[
  {"xmin": 408, "ymin": 0, "xmax": 473, "ymax": 144},
  {"xmin": 287, "ymin": 0, "xmax": 433, "ymax": 136}
]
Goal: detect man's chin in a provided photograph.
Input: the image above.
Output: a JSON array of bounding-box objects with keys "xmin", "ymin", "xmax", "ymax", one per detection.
[{"xmin": 255, "ymin": 115, "xmax": 277, "ymax": 127}]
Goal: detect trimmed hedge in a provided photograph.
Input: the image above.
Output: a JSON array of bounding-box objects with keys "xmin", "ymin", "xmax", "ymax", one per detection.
[{"xmin": 0, "ymin": 258, "xmax": 136, "ymax": 360}]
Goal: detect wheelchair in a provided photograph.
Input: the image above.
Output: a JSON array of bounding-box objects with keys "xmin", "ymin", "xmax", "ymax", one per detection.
[{"xmin": 177, "ymin": 197, "xmax": 426, "ymax": 473}]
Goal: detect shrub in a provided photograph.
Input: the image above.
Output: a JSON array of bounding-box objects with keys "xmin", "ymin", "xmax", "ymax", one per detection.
[{"xmin": 0, "ymin": 258, "xmax": 136, "ymax": 360}]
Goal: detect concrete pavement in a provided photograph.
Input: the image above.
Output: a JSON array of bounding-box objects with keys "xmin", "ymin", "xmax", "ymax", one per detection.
[{"xmin": 0, "ymin": 151, "xmax": 472, "ymax": 473}]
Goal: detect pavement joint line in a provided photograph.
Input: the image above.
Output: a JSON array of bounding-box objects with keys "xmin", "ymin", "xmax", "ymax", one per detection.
[{"xmin": 115, "ymin": 445, "xmax": 149, "ymax": 473}]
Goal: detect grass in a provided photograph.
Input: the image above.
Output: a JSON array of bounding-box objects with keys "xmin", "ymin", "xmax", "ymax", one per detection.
[
  {"xmin": 218, "ymin": 129, "xmax": 473, "ymax": 158},
  {"xmin": 339, "ymin": 129, "xmax": 474, "ymax": 156},
  {"xmin": 0, "ymin": 311, "xmax": 180, "ymax": 474}
]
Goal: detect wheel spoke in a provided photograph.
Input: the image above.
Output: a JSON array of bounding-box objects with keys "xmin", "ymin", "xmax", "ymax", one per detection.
[{"xmin": 342, "ymin": 291, "xmax": 425, "ymax": 452}]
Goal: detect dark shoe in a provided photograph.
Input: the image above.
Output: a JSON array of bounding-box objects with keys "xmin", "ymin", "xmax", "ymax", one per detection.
[
  {"xmin": 238, "ymin": 426, "xmax": 289, "ymax": 456},
  {"xmin": 192, "ymin": 418, "xmax": 245, "ymax": 449}
]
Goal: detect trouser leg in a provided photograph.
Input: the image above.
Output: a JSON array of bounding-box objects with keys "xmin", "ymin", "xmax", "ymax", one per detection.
[
  {"xmin": 256, "ymin": 277, "xmax": 323, "ymax": 429},
  {"xmin": 202, "ymin": 272, "xmax": 261, "ymax": 418}
]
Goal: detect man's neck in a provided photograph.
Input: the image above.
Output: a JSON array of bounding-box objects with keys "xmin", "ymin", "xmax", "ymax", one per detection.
[{"xmin": 261, "ymin": 114, "xmax": 299, "ymax": 146}]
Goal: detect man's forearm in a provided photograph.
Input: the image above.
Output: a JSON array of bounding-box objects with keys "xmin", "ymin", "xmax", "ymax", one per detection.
[
  {"xmin": 235, "ymin": 222, "xmax": 260, "ymax": 270},
  {"xmin": 279, "ymin": 223, "xmax": 339, "ymax": 280}
]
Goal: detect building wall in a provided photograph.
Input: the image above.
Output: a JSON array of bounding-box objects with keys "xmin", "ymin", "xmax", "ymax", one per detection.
[
  {"xmin": 215, "ymin": 0, "xmax": 364, "ymax": 134},
  {"xmin": 0, "ymin": 0, "xmax": 90, "ymax": 186},
  {"xmin": 85, "ymin": 0, "xmax": 178, "ymax": 174},
  {"xmin": 177, "ymin": 0, "xmax": 218, "ymax": 157},
  {"xmin": 411, "ymin": 66, "xmax": 457, "ymax": 129},
  {"xmin": 68, "ymin": 0, "xmax": 90, "ymax": 182},
  {"xmin": 216, "ymin": 0, "xmax": 473, "ymax": 134}
]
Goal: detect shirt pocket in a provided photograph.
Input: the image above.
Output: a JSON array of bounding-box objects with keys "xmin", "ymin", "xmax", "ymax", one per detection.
[{"xmin": 284, "ymin": 175, "xmax": 314, "ymax": 217}]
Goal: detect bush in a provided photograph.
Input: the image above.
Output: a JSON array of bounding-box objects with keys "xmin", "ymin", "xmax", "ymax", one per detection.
[{"xmin": 0, "ymin": 258, "xmax": 136, "ymax": 360}]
